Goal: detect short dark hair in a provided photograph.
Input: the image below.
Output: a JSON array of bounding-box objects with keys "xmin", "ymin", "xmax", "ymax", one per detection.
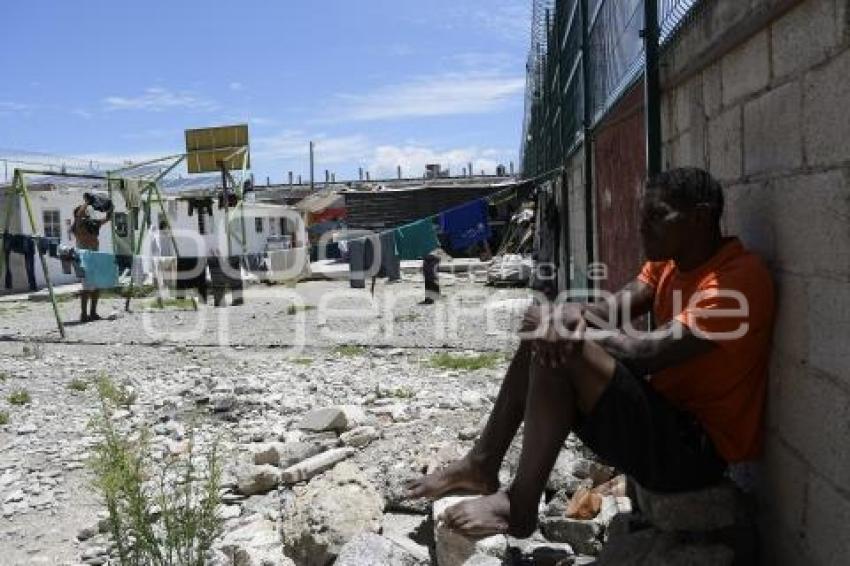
[{"xmin": 646, "ymin": 167, "xmax": 724, "ymax": 224}]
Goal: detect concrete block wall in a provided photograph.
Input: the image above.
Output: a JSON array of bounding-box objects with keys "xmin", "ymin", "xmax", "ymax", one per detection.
[
  {"xmin": 564, "ymin": 148, "xmax": 589, "ymax": 290},
  {"xmin": 661, "ymin": 1, "xmax": 850, "ymax": 564}
]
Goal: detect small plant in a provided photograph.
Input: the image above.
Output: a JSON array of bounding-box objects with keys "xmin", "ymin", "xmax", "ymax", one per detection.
[
  {"xmin": 0, "ymin": 370, "xmax": 9, "ymax": 382},
  {"xmin": 394, "ymin": 313, "xmax": 420, "ymax": 323},
  {"xmin": 20, "ymin": 343, "xmax": 44, "ymax": 360},
  {"xmin": 96, "ymin": 375, "xmax": 136, "ymax": 410},
  {"xmin": 0, "ymin": 410, "xmax": 9, "ymax": 425},
  {"xmin": 430, "ymin": 352, "xmax": 503, "ymax": 371},
  {"xmin": 334, "ymin": 345, "xmax": 366, "ymax": 357},
  {"xmin": 8, "ymin": 389, "xmax": 31, "ymax": 406},
  {"xmin": 147, "ymin": 298, "xmax": 196, "ymax": 310},
  {"xmin": 286, "ymin": 304, "xmax": 316, "ymax": 315},
  {"xmin": 377, "ymin": 384, "xmax": 415, "ymax": 399},
  {"xmin": 89, "ymin": 376, "xmax": 223, "ymax": 565},
  {"xmin": 67, "ymin": 378, "xmax": 89, "ymax": 392},
  {"xmin": 293, "ymin": 357, "xmax": 314, "ymax": 366}
]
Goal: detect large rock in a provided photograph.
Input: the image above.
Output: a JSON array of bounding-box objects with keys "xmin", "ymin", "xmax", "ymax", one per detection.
[
  {"xmin": 339, "ymin": 426, "xmax": 378, "ymax": 448},
  {"xmin": 281, "ymin": 462, "xmax": 384, "ymax": 566},
  {"xmin": 218, "ymin": 517, "xmax": 294, "ymax": 566},
  {"xmin": 280, "ymin": 447, "xmax": 355, "ymax": 484},
  {"xmin": 540, "ymin": 517, "xmax": 602, "ymax": 556},
  {"xmin": 433, "ymin": 497, "xmax": 507, "ymax": 566},
  {"xmin": 596, "ymin": 528, "xmax": 734, "ymax": 566},
  {"xmin": 335, "ymin": 533, "xmax": 429, "ymax": 566},
  {"xmin": 297, "ymin": 406, "xmax": 366, "ymax": 432},
  {"xmin": 237, "ymin": 464, "xmax": 281, "ymax": 496},
  {"xmin": 251, "ymin": 442, "xmax": 323, "ymax": 468},
  {"xmin": 634, "ymin": 482, "xmax": 739, "ymax": 532}
]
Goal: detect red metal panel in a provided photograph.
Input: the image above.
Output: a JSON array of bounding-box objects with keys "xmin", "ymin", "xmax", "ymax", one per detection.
[{"xmin": 593, "ymin": 84, "xmax": 647, "ymax": 293}]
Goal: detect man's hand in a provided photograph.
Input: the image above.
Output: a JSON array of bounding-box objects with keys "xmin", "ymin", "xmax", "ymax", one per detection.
[{"xmin": 520, "ymin": 303, "xmax": 587, "ymax": 368}]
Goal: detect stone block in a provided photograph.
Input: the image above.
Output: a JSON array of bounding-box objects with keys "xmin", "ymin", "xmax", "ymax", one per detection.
[
  {"xmin": 335, "ymin": 533, "xmax": 429, "ymax": 566},
  {"xmin": 776, "ymin": 369, "xmax": 850, "ymax": 488},
  {"xmin": 236, "ymin": 464, "xmax": 281, "ymax": 496},
  {"xmin": 805, "ymin": 474, "xmax": 850, "ymax": 566},
  {"xmin": 809, "ymin": 278, "xmax": 850, "ymax": 387},
  {"xmin": 759, "ymin": 437, "xmax": 808, "ymax": 535},
  {"xmin": 433, "ymin": 497, "xmax": 508, "ymax": 566},
  {"xmin": 743, "ymin": 81, "xmax": 803, "ymax": 175},
  {"xmin": 722, "ymin": 181, "xmax": 775, "ymax": 260},
  {"xmin": 702, "ymin": 62, "xmax": 723, "ymax": 118},
  {"xmin": 772, "ymin": 0, "xmax": 839, "ymax": 79},
  {"xmin": 596, "ymin": 528, "xmax": 734, "ymax": 566},
  {"xmin": 539, "ymin": 517, "xmax": 602, "ymax": 555},
  {"xmin": 297, "ymin": 405, "xmax": 367, "ymax": 432},
  {"xmin": 803, "ymin": 47, "xmax": 850, "ymax": 166},
  {"xmin": 767, "ymin": 171, "xmax": 850, "ymax": 277},
  {"xmin": 280, "ymin": 447, "xmax": 356, "ymax": 484},
  {"xmin": 770, "ymin": 273, "xmax": 809, "ymax": 367},
  {"xmin": 722, "ymin": 30, "xmax": 770, "ymax": 105},
  {"xmin": 708, "ymin": 106, "xmax": 743, "ymax": 181},
  {"xmin": 633, "ymin": 482, "xmax": 738, "ymax": 532}
]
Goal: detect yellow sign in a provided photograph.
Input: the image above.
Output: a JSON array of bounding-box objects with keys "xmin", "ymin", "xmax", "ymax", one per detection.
[{"xmin": 185, "ymin": 124, "xmax": 250, "ymax": 173}]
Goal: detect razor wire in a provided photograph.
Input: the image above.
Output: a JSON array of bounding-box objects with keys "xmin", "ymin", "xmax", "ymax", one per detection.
[{"xmin": 520, "ymin": 0, "xmax": 704, "ymax": 178}]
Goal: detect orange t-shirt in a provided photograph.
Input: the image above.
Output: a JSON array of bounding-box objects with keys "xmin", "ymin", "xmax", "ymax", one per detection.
[{"xmin": 637, "ymin": 238, "xmax": 775, "ymax": 462}]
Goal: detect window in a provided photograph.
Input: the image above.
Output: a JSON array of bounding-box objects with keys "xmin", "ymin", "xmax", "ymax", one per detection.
[
  {"xmin": 198, "ymin": 211, "xmax": 208, "ymax": 235},
  {"xmin": 42, "ymin": 209, "xmax": 61, "ymax": 239},
  {"xmin": 114, "ymin": 212, "xmax": 129, "ymax": 238},
  {"xmin": 255, "ymin": 217, "xmax": 264, "ymax": 234}
]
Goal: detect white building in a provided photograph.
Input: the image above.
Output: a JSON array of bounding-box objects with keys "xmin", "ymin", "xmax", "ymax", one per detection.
[{"xmin": 0, "ymin": 180, "xmax": 304, "ymax": 294}]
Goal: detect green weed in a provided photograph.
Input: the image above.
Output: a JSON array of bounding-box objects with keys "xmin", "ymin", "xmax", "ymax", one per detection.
[
  {"xmin": 8, "ymin": 389, "xmax": 31, "ymax": 406},
  {"xmin": 0, "ymin": 410, "xmax": 8, "ymax": 426},
  {"xmin": 334, "ymin": 345, "xmax": 366, "ymax": 357},
  {"xmin": 430, "ymin": 352, "xmax": 503, "ymax": 371},
  {"xmin": 67, "ymin": 378, "xmax": 89, "ymax": 392}
]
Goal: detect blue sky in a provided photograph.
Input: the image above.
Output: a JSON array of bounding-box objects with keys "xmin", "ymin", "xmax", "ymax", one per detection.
[{"xmin": 0, "ymin": 1, "xmax": 530, "ymax": 182}]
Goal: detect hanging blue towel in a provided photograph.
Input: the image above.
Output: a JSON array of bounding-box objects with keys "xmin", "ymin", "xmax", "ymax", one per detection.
[
  {"xmin": 76, "ymin": 250, "xmax": 119, "ymax": 289},
  {"xmin": 395, "ymin": 219, "xmax": 440, "ymax": 260},
  {"xmin": 438, "ymin": 199, "xmax": 492, "ymax": 250}
]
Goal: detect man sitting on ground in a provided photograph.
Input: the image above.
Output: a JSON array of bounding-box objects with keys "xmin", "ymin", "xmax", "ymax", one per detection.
[{"xmin": 406, "ymin": 168, "xmax": 775, "ymax": 537}]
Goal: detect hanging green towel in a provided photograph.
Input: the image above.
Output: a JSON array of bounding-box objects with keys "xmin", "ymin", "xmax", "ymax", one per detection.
[{"xmin": 395, "ymin": 219, "xmax": 440, "ymax": 260}]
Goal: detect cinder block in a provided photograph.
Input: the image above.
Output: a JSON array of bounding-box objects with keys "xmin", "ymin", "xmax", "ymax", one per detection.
[
  {"xmin": 771, "ymin": 273, "xmax": 810, "ymax": 367},
  {"xmin": 766, "ymin": 171, "xmax": 850, "ymax": 278},
  {"xmin": 722, "ymin": 182, "xmax": 775, "ymax": 263},
  {"xmin": 671, "ymin": 128, "xmax": 707, "ymax": 169},
  {"xmin": 662, "ymin": 92, "xmax": 676, "ymax": 142},
  {"xmin": 803, "ymin": 47, "xmax": 850, "ymax": 166},
  {"xmin": 804, "ymin": 475, "xmax": 850, "ymax": 566},
  {"xmin": 743, "ymin": 81, "xmax": 803, "ymax": 175},
  {"xmin": 675, "ymin": 76, "xmax": 703, "ymax": 135},
  {"xmin": 702, "ymin": 62, "xmax": 723, "ymax": 118},
  {"xmin": 759, "ymin": 437, "xmax": 808, "ymax": 536},
  {"xmin": 708, "ymin": 105, "xmax": 743, "ymax": 181},
  {"xmin": 772, "ymin": 0, "xmax": 839, "ymax": 79},
  {"xmin": 777, "ymin": 369, "xmax": 850, "ymax": 488},
  {"xmin": 808, "ymin": 278, "xmax": 850, "ymax": 388},
  {"xmin": 722, "ymin": 30, "xmax": 770, "ymax": 105}
]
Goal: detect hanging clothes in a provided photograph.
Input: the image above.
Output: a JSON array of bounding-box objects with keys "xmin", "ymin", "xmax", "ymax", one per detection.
[
  {"xmin": 438, "ymin": 199, "xmax": 492, "ymax": 251},
  {"xmin": 377, "ymin": 231, "xmax": 401, "ymax": 282},
  {"xmin": 423, "ymin": 253, "xmax": 441, "ymax": 295},
  {"xmin": 3, "ymin": 233, "xmax": 37, "ymax": 291},
  {"xmin": 186, "ymin": 198, "xmax": 214, "ymax": 217},
  {"xmin": 208, "ymin": 255, "xmax": 244, "ymax": 306},
  {"xmin": 394, "ymin": 219, "xmax": 440, "ymax": 260},
  {"xmin": 115, "ymin": 255, "xmax": 133, "ymax": 276},
  {"xmin": 347, "ymin": 238, "xmax": 373, "ymax": 289},
  {"xmin": 76, "ymin": 250, "xmax": 119, "ymax": 289},
  {"xmin": 175, "ymin": 256, "xmax": 208, "ymax": 302}
]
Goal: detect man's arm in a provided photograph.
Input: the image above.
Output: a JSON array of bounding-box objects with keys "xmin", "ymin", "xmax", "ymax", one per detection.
[
  {"xmin": 582, "ymin": 279, "xmax": 655, "ymax": 330},
  {"xmin": 591, "ymin": 320, "xmax": 715, "ymax": 375}
]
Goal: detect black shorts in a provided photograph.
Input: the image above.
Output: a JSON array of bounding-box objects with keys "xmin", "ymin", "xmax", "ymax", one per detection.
[{"xmin": 575, "ymin": 362, "xmax": 727, "ymax": 493}]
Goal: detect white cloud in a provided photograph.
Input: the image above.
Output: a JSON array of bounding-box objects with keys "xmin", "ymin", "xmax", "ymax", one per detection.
[
  {"xmin": 72, "ymin": 109, "xmax": 93, "ymax": 119},
  {"xmin": 229, "ymin": 82, "xmax": 244, "ymax": 92},
  {"xmin": 103, "ymin": 87, "xmax": 217, "ymax": 112},
  {"xmin": 253, "ymin": 130, "xmax": 371, "ymax": 165},
  {"xmin": 368, "ymin": 144, "xmax": 513, "ymax": 178},
  {"xmin": 333, "ymin": 72, "xmax": 525, "ymax": 122},
  {"xmin": 0, "ymin": 101, "xmax": 33, "ymax": 113}
]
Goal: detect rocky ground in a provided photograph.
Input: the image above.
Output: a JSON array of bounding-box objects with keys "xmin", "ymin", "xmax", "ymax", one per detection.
[{"xmin": 0, "ymin": 276, "xmax": 745, "ymax": 565}]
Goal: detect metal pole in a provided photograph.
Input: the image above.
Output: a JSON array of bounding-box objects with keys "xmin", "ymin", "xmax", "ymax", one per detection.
[
  {"xmin": 220, "ymin": 163, "xmax": 233, "ymax": 257},
  {"xmin": 581, "ymin": 0, "xmax": 596, "ymax": 291},
  {"xmin": 18, "ymin": 173, "xmax": 65, "ymax": 338},
  {"xmin": 309, "ymin": 141, "xmax": 315, "ymax": 190},
  {"xmin": 643, "ymin": 0, "xmax": 662, "ymax": 177}
]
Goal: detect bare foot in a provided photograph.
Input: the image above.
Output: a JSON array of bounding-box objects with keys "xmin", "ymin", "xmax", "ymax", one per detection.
[
  {"xmin": 405, "ymin": 457, "xmax": 499, "ymax": 500},
  {"xmin": 441, "ymin": 492, "xmax": 512, "ymax": 537},
  {"xmin": 442, "ymin": 491, "xmax": 539, "ymax": 538}
]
